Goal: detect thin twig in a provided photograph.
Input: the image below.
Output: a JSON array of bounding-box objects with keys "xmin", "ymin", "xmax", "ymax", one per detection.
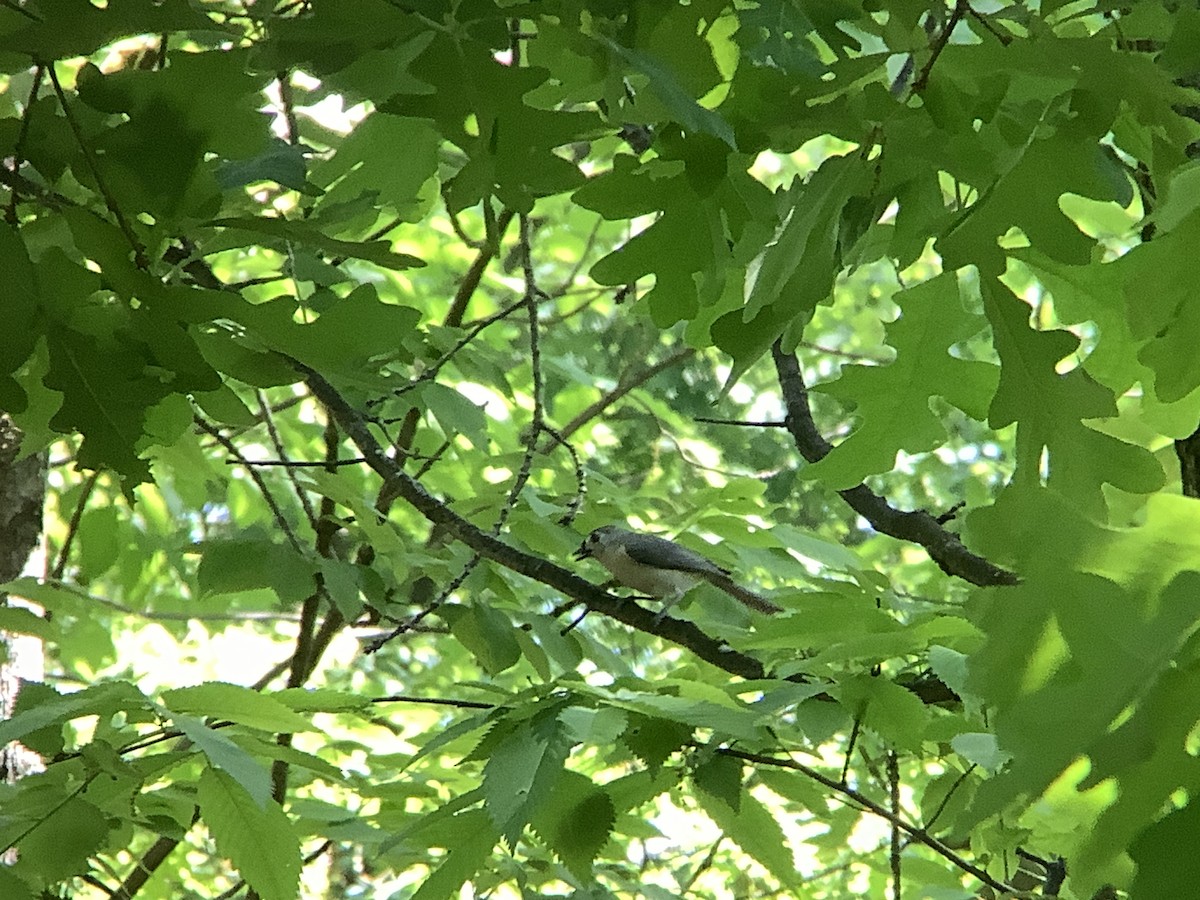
[
  {"xmin": 694, "ymin": 417, "xmax": 787, "ymax": 428},
  {"xmin": 4, "ymin": 63, "xmax": 44, "ymax": 225},
  {"xmin": 888, "ymin": 751, "xmax": 901, "ymax": 900},
  {"xmin": 553, "ymin": 346, "xmax": 695, "ymax": 443},
  {"xmin": 445, "ymin": 208, "xmax": 516, "ymax": 327},
  {"xmin": 495, "ymin": 212, "xmax": 545, "ymax": 533},
  {"xmin": 257, "ymin": 390, "xmax": 317, "ymax": 530},
  {"xmin": 194, "ymin": 416, "xmax": 304, "ymax": 554},
  {"xmin": 841, "ymin": 716, "xmax": 861, "ymax": 785},
  {"xmin": 276, "ymin": 71, "xmax": 301, "ymax": 146},
  {"xmin": 228, "ymin": 457, "xmax": 368, "ymax": 468},
  {"xmin": 968, "ymin": 6, "xmax": 1013, "ymax": 45},
  {"xmin": 539, "ymin": 423, "xmax": 585, "ymax": 525},
  {"xmin": 384, "ymin": 295, "xmax": 528, "ymax": 401},
  {"xmin": 911, "ymin": 0, "xmax": 971, "ymax": 94},
  {"xmin": 372, "ymin": 694, "xmax": 493, "ymax": 709},
  {"xmin": 50, "ymin": 470, "xmax": 99, "ymax": 580},
  {"xmin": 680, "ymin": 835, "xmax": 724, "ymax": 893},
  {"xmin": 720, "ymin": 747, "xmax": 1014, "ymax": 895},
  {"xmin": 923, "ymin": 764, "xmax": 976, "ymax": 831},
  {"xmin": 798, "ymin": 340, "xmax": 889, "ymax": 363},
  {"xmin": 45, "ymin": 62, "xmax": 147, "ymax": 267}
]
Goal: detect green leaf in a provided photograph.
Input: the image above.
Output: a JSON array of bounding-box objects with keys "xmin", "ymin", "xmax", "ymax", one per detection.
[
  {"xmin": 76, "ymin": 505, "xmax": 121, "ymax": 582},
  {"xmin": 984, "ymin": 280, "xmax": 1163, "ymax": 509},
  {"xmin": 949, "ymin": 733, "xmax": 1010, "ymax": 772},
  {"xmin": 0, "ymin": 605, "xmax": 55, "ymax": 640},
  {"xmin": 410, "ymin": 809, "xmax": 499, "ymax": 900},
  {"xmin": 480, "ymin": 708, "xmax": 572, "ymax": 847},
  {"xmin": 162, "ymin": 682, "xmax": 314, "ymax": 733},
  {"xmin": 838, "ymin": 675, "xmax": 931, "ymax": 752},
  {"xmin": 311, "ymin": 113, "xmax": 438, "ymax": 218},
  {"xmin": 0, "ymin": 680, "xmax": 148, "ymax": 747},
  {"xmin": 13, "ymin": 797, "xmax": 109, "ymax": 883},
  {"xmin": 1131, "ymin": 801, "xmax": 1200, "ymax": 897},
  {"xmin": 692, "ymin": 753, "xmax": 742, "ymax": 813},
  {"xmin": 0, "ymin": 869, "xmax": 33, "ymax": 900},
  {"xmin": 172, "ymin": 713, "xmax": 272, "ymax": 808},
  {"xmin": 713, "ymin": 154, "xmax": 866, "ymax": 383},
  {"xmin": 598, "ymin": 37, "xmax": 735, "ymax": 148},
  {"xmin": 195, "ymin": 537, "xmax": 317, "ymax": 605},
  {"xmin": 420, "ymin": 382, "xmax": 490, "ymax": 450},
  {"xmin": 440, "ymin": 603, "xmax": 521, "ymax": 675},
  {"xmin": 198, "ymin": 768, "xmax": 300, "ymax": 900},
  {"xmin": 804, "ymin": 272, "xmax": 998, "ymax": 488},
  {"xmin": 620, "ymin": 713, "xmax": 694, "ymax": 771},
  {"xmin": 607, "ymin": 687, "xmax": 764, "ymax": 742},
  {"xmin": 966, "ymin": 568, "xmax": 1200, "ymax": 824},
  {"xmin": 530, "ymin": 770, "xmax": 615, "ymax": 880},
  {"xmin": 274, "ymin": 687, "xmax": 370, "ymax": 713},
  {"xmin": 208, "ymin": 216, "xmax": 425, "ymax": 269},
  {"xmin": 0, "ymin": 227, "xmax": 38, "ymax": 411},
  {"xmin": 216, "ymin": 138, "xmax": 313, "ymax": 193},
  {"xmin": 694, "ymin": 772, "xmax": 796, "ymax": 886}
]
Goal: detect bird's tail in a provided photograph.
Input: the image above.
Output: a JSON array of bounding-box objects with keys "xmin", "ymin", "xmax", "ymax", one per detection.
[{"xmin": 708, "ymin": 573, "xmax": 782, "ymax": 614}]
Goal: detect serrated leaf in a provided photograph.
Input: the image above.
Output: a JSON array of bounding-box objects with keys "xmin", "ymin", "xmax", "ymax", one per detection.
[
  {"xmin": 838, "ymin": 675, "xmax": 930, "ymax": 752},
  {"xmin": 480, "ymin": 709, "xmax": 572, "ymax": 846},
  {"xmin": 619, "ymin": 713, "xmax": 693, "ymax": 770},
  {"xmin": 693, "ymin": 753, "xmax": 743, "ymax": 813},
  {"xmin": 198, "ymin": 768, "xmax": 300, "ymax": 900},
  {"xmin": 195, "ymin": 537, "xmax": 317, "ymax": 604},
  {"xmin": 0, "ymin": 605, "xmax": 55, "ymax": 639},
  {"xmin": 694, "ymin": 775, "xmax": 796, "ymax": 886},
  {"xmin": 950, "ymin": 733, "xmax": 1011, "ymax": 772},
  {"xmin": 162, "ymin": 682, "xmax": 313, "ymax": 733},
  {"xmin": 235, "ymin": 733, "xmax": 347, "ymax": 783},
  {"xmin": 410, "ymin": 809, "xmax": 499, "ymax": 900},
  {"xmin": 14, "ymin": 797, "xmax": 109, "ymax": 883},
  {"xmin": 274, "ymin": 687, "xmax": 369, "ymax": 713},
  {"xmin": 531, "ymin": 770, "xmax": 615, "ymax": 880},
  {"xmin": 608, "ymin": 689, "xmax": 765, "ymax": 742},
  {"xmin": 0, "ymin": 680, "xmax": 148, "ymax": 747},
  {"xmin": 440, "ymin": 603, "xmax": 521, "ymax": 675},
  {"xmin": 172, "ymin": 713, "xmax": 272, "ymax": 807}
]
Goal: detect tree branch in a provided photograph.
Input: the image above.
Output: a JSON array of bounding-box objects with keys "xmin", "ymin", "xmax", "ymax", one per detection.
[
  {"xmin": 771, "ymin": 341, "xmax": 1018, "ymax": 587},
  {"xmin": 554, "ymin": 346, "xmax": 694, "ymax": 443},
  {"xmin": 295, "ymin": 359, "xmax": 959, "ymax": 704}
]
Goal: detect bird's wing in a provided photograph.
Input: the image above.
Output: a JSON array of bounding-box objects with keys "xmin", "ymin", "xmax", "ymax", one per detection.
[{"xmin": 622, "ymin": 533, "xmax": 728, "ymax": 575}]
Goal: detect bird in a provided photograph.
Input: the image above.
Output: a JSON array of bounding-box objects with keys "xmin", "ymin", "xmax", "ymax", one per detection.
[{"xmin": 574, "ymin": 525, "xmax": 781, "ymax": 619}]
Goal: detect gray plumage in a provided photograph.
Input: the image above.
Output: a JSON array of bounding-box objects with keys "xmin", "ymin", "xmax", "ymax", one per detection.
[{"xmin": 574, "ymin": 526, "xmax": 781, "ymax": 615}]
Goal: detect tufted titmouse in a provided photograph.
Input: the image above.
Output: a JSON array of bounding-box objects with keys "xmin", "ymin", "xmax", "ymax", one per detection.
[{"xmin": 574, "ymin": 526, "xmax": 782, "ymax": 617}]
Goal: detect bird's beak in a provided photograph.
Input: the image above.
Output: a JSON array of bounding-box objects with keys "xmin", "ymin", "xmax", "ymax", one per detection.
[{"xmin": 573, "ymin": 540, "xmax": 591, "ymax": 560}]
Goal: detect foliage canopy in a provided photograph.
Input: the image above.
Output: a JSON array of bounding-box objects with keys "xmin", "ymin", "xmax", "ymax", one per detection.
[{"xmin": 2, "ymin": 1, "xmax": 1200, "ymax": 898}]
